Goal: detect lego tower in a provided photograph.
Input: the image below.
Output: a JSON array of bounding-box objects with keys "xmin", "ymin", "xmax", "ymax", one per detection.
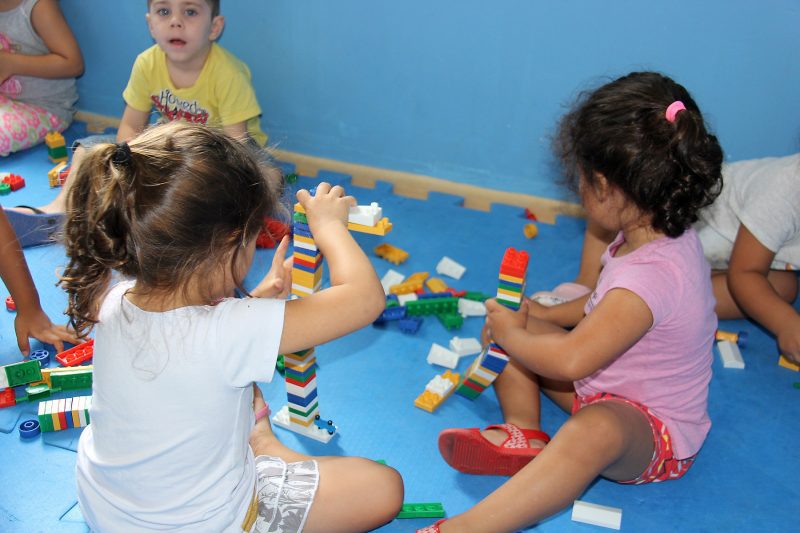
[{"xmin": 455, "ymin": 247, "xmax": 529, "ymax": 399}]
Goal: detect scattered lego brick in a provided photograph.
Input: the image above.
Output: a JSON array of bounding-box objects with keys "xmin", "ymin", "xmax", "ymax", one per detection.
[
  {"xmin": 523, "ymin": 222, "xmax": 538, "ymax": 239},
  {"xmin": 778, "ymin": 355, "xmax": 799, "ymax": 372},
  {"xmin": 374, "ymin": 243, "xmax": 409, "ymax": 265},
  {"xmin": 717, "ymin": 340, "xmax": 744, "ymax": 369},
  {"xmin": 48, "ymin": 161, "xmax": 69, "ymax": 187},
  {"xmin": 414, "ymin": 370, "xmax": 460, "ymax": 413},
  {"xmin": 6, "ymin": 296, "xmax": 15, "ymax": 312},
  {"xmin": 716, "ymin": 329, "xmax": 747, "ymax": 348},
  {"xmin": 1, "ymin": 359, "xmax": 43, "ymax": 389},
  {"xmin": 1, "ymin": 173, "xmax": 25, "ymax": 191},
  {"xmin": 45, "ymin": 131, "xmax": 68, "ymax": 163},
  {"xmin": 571, "ymin": 500, "xmax": 622, "ymax": 530},
  {"xmin": 18, "ymin": 419, "xmax": 41, "ymax": 439},
  {"xmin": 427, "ymin": 343, "xmax": 459, "ymax": 369},
  {"xmin": 55, "ymin": 339, "xmax": 94, "ymax": 367},
  {"xmin": 435, "ymin": 256, "xmax": 466, "ymax": 280},
  {"xmin": 396, "ymin": 502, "xmax": 445, "ymax": 519}
]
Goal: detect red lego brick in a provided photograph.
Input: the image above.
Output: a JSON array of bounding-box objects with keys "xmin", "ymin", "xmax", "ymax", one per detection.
[
  {"xmin": 499, "ymin": 247, "xmax": 529, "ymax": 279},
  {"xmin": 1, "ymin": 173, "xmax": 25, "ymax": 191},
  {"xmin": 5, "ymin": 296, "xmax": 15, "ymax": 312},
  {"xmin": 55, "ymin": 339, "xmax": 94, "ymax": 367},
  {"xmin": 255, "ymin": 217, "xmax": 290, "ymax": 249},
  {"xmin": 0, "ymin": 387, "xmax": 16, "ymax": 408},
  {"xmin": 524, "ymin": 208, "xmax": 538, "ymax": 221}
]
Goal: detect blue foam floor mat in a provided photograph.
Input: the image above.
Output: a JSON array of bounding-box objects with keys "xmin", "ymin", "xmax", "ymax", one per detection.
[{"xmin": 1, "ymin": 123, "xmax": 798, "ymax": 532}]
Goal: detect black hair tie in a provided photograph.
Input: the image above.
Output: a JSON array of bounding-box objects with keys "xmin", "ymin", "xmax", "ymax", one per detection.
[{"xmin": 111, "ymin": 142, "xmax": 132, "ymax": 167}]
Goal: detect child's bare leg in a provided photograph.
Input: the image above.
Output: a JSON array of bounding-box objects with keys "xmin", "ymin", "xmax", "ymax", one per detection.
[
  {"xmin": 249, "ymin": 387, "xmax": 404, "ymax": 533},
  {"xmin": 712, "ymin": 270, "xmax": 799, "ymax": 320},
  {"xmin": 6, "ymin": 145, "xmax": 86, "ymax": 215},
  {"xmin": 482, "ymin": 360, "xmax": 548, "ymax": 448},
  {"xmin": 440, "ymin": 401, "xmax": 654, "ymax": 533}
]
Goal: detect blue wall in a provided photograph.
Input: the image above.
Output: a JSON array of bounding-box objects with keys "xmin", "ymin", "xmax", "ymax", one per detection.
[{"xmin": 62, "ymin": 0, "xmax": 800, "ymax": 201}]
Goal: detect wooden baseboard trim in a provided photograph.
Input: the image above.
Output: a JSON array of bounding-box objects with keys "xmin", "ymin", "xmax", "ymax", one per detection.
[{"xmin": 74, "ymin": 111, "xmax": 583, "ymax": 223}]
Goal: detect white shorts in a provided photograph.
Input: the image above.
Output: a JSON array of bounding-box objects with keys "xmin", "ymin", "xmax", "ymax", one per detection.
[
  {"xmin": 250, "ymin": 456, "xmax": 319, "ymax": 533},
  {"xmin": 696, "ymin": 221, "xmax": 798, "ymax": 271}
]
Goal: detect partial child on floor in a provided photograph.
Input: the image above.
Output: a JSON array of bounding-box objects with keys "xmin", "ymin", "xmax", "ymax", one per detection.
[
  {"xmin": 0, "ymin": 206, "xmax": 77, "ymax": 354},
  {"xmin": 0, "ymin": 0, "xmax": 83, "ymax": 156},
  {"xmin": 537, "ymin": 154, "xmax": 800, "ymax": 365},
  {"xmin": 60, "ymin": 122, "xmax": 403, "ymax": 532},
  {"xmin": 422, "ymin": 71, "xmax": 723, "ymax": 533}
]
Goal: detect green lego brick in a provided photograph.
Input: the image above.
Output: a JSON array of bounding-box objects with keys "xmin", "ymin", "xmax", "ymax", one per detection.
[
  {"xmin": 396, "ymin": 502, "xmax": 445, "ymax": 519},
  {"xmin": 276, "ymin": 354, "xmax": 285, "ymax": 375},
  {"xmin": 0, "ymin": 182, "xmax": 10, "ymax": 195},
  {"xmin": 48, "ymin": 144, "xmax": 68, "ymax": 159},
  {"xmin": 2, "ymin": 360, "xmax": 43, "ymax": 388},
  {"xmin": 285, "ymin": 172, "xmax": 298, "ymax": 184},
  {"xmin": 437, "ymin": 312, "xmax": 464, "ymax": 330},
  {"xmin": 406, "ymin": 297, "xmax": 458, "ymax": 316},
  {"xmin": 51, "ymin": 368, "xmax": 93, "ymax": 391},
  {"xmin": 288, "ymin": 401, "xmax": 319, "ymax": 419},
  {"xmin": 293, "ymin": 211, "xmax": 308, "ymax": 224}
]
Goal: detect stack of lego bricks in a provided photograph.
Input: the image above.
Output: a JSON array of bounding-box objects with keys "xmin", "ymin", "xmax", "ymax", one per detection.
[
  {"xmin": 456, "ymin": 247, "xmax": 529, "ymax": 399},
  {"xmin": 37, "ymin": 395, "xmax": 91, "ymax": 432}
]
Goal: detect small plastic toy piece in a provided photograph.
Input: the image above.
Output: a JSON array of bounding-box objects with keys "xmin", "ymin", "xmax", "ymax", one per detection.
[
  {"xmin": 45, "ymin": 131, "xmax": 68, "ymax": 163},
  {"xmin": 397, "ymin": 316, "xmax": 423, "ymax": 334},
  {"xmin": 37, "ymin": 395, "xmax": 92, "ymax": 432},
  {"xmin": 48, "ymin": 161, "xmax": 69, "ymax": 187},
  {"xmin": 778, "ymin": 355, "xmax": 800, "ymax": 372},
  {"xmin": 571, "ymin": 500, "xmax": 622, "ymax": 530},
  {"xmin": 396, "ymin": 502, "xmax": 446, "ymax": 519},
  {"xmin": 1, "ymin": 173, "xmax": 25, "ymax": 191},
  {"xmin": 272, "ymin": 405, "xmax": 336, "ymax": 443},
  {"xmin": 449, "ymin": 337, "xmax": 482, "ymax": 357},
  {"xmin": 523, "ymin": 207, "xmax": 538, "ymax": 220},
  {"xmin": 0, "ymin": 387, "xmax": 16, "ymax": 408},
  {"xmin": 313, "ymin": 414, "xmax": 337, "ymax": 435},
  {"xmin": 381, "ymin": 269, "xmax": 405, "ymax": 295},
  {"xmin": 715, "ymin": 329, "xmax": 747, "ymax": 348},
  {"xmin": 717, "ymin": 340, "xmax": 744, "ymax": 369},
  {"xmin": 427, "ymin": 343, "xmax": 459, "ymax": 369},
  {"xmin": 374, "ymin": 243, "xmax": 409, "ymax": 265},
  {"xmin": 457, "ymin": 298, "xmax": 486, "ymax": 317},
  {"xmin": 18, "ymin": 419, "xmax": 41, "ymax": 439},
  {"xmin": 414, "ymin": 370, "xmax": 460, "ymax": 413},
  {"xmin": 0, "ymin": 181, "xmax": 9, "ymax": 195},
  {"xmin": 284, "ymin": 172, "xmax": 298, "ymax": 184},
  {"xmin": 436, "ymin": 312, "xmax": 463, "ymax": 330},
  {"xmin": 435, "ymin": 257, "xmax": 466, "ymax": 280},
  {"xmin": 30, "ymin": 349, "xmax": 50, "ymax": 368},
  {"xmin": 348, "ymin": 202, "xmax": 382, "ymax": 226},
  {"xmin": 255, "ymin": 217, "xmax": 290, "ymax": 249},
  {"xmin": 5, "ymin": 296, "xmax": 15, "ymax": 312},
  {"xmin": 425, "ymin": 277, "xmax": 449, "ymax": 293},
  {"xmin": 55, "ymin": 339, "xmax": 94, "ymax": 367},
  {"xmin": 1, "ymin": 359, "xmax": 43, "ymax": 389},
  {"xmin": 523, "ymin": 223, "xmax": 538, "ymax": 239}
]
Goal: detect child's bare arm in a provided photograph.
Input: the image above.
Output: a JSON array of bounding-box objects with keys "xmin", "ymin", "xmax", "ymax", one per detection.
[
  {"xmin": 0, "ymin": 0, "xmax": 83, "ymax": 81},
  {"xmin": 0, "ymin": 210, "xmax": 79, "ymax": 354},
  {"xmin": 487, "ymin": 288, "xmax": 651, "ymax": 381},
  {"xmin": 728, "ymin": 224, "xmax": 800, "ymax": 363},
  {"xmin": 279, "ymin": 183, "xmax": 385, "ymax": 354},
  {"xmin": 529, "ymin": 295, "xmax": 589, "ymax": 328},
  {"xmin": 222, "ymin": 121, "xmax": 248, "ymax": 141},
  {"xmin": 116, "ymin": 106, "xmax": 150, "ymax": 142}
]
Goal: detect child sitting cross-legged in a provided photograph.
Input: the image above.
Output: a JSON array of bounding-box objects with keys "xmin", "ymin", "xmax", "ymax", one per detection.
[{"xmin": 59, "ymin": 121, "xmax": 403, "ymax": 532}]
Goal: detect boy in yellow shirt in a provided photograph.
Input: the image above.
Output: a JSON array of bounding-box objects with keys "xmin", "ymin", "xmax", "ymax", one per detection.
[{"xmin": 7, "ymin": 0, "xmax": 267, "ymax": 230}]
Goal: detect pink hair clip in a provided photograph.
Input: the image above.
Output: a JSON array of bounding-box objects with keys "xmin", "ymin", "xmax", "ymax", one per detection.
[{"xmin": 665, "ymin": 101, "xmax": 686, "ymax": 123}]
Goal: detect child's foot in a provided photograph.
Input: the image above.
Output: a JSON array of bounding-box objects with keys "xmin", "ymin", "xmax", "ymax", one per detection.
[
  {"xmin": 438, "ymin": 423, "xmax": 550, "ymax": 476},
  {"xmin": 530, "ymin": 282, "xmax": 591, "ymax": 306}
]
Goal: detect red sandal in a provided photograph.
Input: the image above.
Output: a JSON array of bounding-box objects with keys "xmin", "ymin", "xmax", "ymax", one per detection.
[
  {"xmin": 416, "ymin": 519, "xmax": 446, "ymax": 533},
  {"xmin": 438, "ymin": 423, "xmax": 550, "ymax": 476}
]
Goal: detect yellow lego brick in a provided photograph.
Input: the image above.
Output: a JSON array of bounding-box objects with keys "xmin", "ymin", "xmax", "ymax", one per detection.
[
  {"xmin": 406, "ymin": 272, "xmax": 429, "ymax": 283},
  {"xmin": 496, "ymin": 287, "xmax": 523, "ymax": 299},
  {"xmin": 374, "ymin": 243, "xmax": 409, "ymax": 265},
  {"xmin": 498, "ymin": 272, "xmax": 525, "ymax": 285},
  {"xmin": 425, "ymin": 277, "xmax": 448, "ymax": 293},
  {"xmin": 347, "ymin": 217, "xmax": 392, "ymax": 235},
  {"xmin": 389, "ymin": 280, "xmax": 423, "ymax": 295},
  {"xmin": 778, "ymin": 355, "xmax": 800, "ymax": 371},
  {"xmin": 293, "ymin": 234, "xmax": 317, "ymax": 247},
  {"xmin": 414, "ymin": 390, "xmax": 443, "ymax": 413},
  {"xmin": 45, "ymin": 131, "xmax": 66, "ymax": 148}
]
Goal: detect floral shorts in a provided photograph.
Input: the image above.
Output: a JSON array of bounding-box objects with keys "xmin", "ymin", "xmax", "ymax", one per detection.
[
  {"xmin": 248, "ymin": 455, "xmax": 319, "ymax": 533},
  {"xmin": 572, "ymin": 392, "xmax": 696, "ymax": 484},
  {"xmin": 0, "ymin": 95, "xmax": 66, "ymax": 156}
]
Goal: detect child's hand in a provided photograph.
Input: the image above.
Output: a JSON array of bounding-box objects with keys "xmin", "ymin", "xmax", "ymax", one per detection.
[
  {"xmin": 485, "ymin": 298, "xmax": 529, "ymax": 345},
  {"xmin": 776, "ymin": 314, "xmax": 800, "ymax": 365},
  {"xmin": 296, "ymin": 182, "xmax": 355, "ymax": 238},
  {"xmin": 251, "ymin": 236, "xmax": 292, "ymax": 299},
  {"xmin": 15, "ymin": 307, "xmax": 80, "ymax": 356}
]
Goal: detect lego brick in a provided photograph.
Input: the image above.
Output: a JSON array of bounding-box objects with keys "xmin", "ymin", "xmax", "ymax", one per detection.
[
  {"xmin": 1, "ymin": 359, "xmax": 43, "ymax": 388},
  {"xmin": 381, "ymin": 269, "xmax": 405, "ymax": 294},
  {"xmin": 348, "ymin": 202, "xmax": 382, "ymax": 226},
  {"xmin": 374, "ymin": 243, "xmax": 409, "ymax": 265},
  {"xmin": 272, "ymin": 405, "xmax": 335, "ymax": 443},
  {"xmin": 571, "ymin": 500, "xmax": 622, "ymax": 530},
  {"xmin": 717, "ymin": 340, "xmax": 744, "ymax": 369},
  {"xmin": 449, "ymin": 336, "xmax": 482, "ymax": 357},
  {"xmin": 435, "ymin": 256, "xmax": 466, "ymax": 280},
  {"xmin": 778, "ymin": 355, "xmax": 800, "ymax": 371},
  {"xmin": 427, "ymin": 343, "xmax": 459, "ymax": 369},
  {"xmin": 396, "ymin": 502, "xmax": 446, "ymax": 519},
  {"xmin": 457, "ymin": 298, "xmax": 486, "ymax": 317},
  {"xmin": 55, "ymin": 340, "xmax": 94, "ymax": 367}
]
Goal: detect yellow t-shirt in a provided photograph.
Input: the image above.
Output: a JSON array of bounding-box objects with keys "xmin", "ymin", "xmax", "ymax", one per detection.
[{"xmin": 122, "ymin": 43, "xmax": 267, "ymax": 146}]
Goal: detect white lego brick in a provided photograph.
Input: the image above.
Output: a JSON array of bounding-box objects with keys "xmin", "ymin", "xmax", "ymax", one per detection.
[
  {"xmin": 348, "ymin": 202, "xmax": 382, "ymax": 226},
  {"xmin": 571, "ymin": 500, "xmax": 622, "ymax": 530},
  {"xmin": 718, "ymin": 340, "xmax": 745, "ymax": 369},
  {"xmin": 425, "ymin": 374, "xmax": 456, "ymax": 396},
  {"xmin": 397, "ymin": 292, "xmax": 418, "ymax": 305},
  {"xmin": 436, "ymin": 256, "xmax": 466, "ymax": 280},
  {"xmin": 381, "ymin": 269, "xmax": 405, "ymax": 295},
  {"xmin": 449, "ymin": 336, "xmax": 482, "ymax": 357},
  {"xmin": 458, "ymin": 298, "xmax": 486, "ymax": 317},
  {"xmin": 427, "ymin": 343, "xmax": 460, "ymax": 369}
]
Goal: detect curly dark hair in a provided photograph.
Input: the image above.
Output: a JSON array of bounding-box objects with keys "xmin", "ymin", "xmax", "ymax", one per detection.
[
  {"xmin": 555, "ymin": 71, "xmax": 723, "ymax": 237},
  {"xmin": 58, "ymin": 121, "xmax": 285, "ymax": 336}
]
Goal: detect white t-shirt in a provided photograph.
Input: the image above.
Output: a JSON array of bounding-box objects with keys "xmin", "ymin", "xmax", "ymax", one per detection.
[
  {"xmin": 77, "ymin": 281, "xmax": 285, "ymax": 532},
  {"xmin": 697, "ymin": 153, "xmax": 800, "ymax": 269}
]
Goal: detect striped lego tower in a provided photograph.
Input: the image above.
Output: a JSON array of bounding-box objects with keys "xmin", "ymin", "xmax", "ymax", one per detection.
[
  {"xmin": 456, "ymin": 247, "xmax": 528, "ymax": 399},
  {"xmin": 271, "ymin": 205, "xmax": 330, "ymax": 442}
]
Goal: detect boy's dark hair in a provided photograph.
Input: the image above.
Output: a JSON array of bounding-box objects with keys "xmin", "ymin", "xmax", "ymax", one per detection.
[
  {"xmin": 147, "ymin": 0, "xmax": 220, "ymax": 18},
  {"xmin": 555, "ymin": 71, "xmax": 723, "ymax": 237},
  {"xmin": 59, "ymin": 121, "xmax": 283, "ymax": 336}
]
